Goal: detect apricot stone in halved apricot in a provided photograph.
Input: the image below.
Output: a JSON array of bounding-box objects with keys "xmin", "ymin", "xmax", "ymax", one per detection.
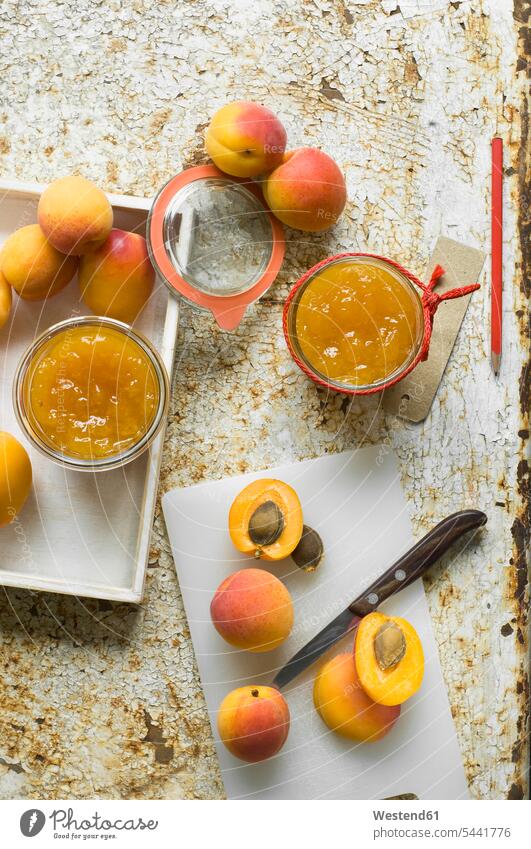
[
  {"xmin": 374, "ymin": 621, "xmax": 406, "ymax": 669},
  {"xmin": 229, "ymin": 478, "xmax": 303, "ymax": 561},
  {"xmin": 354, "ymin": 612, "xmax": 424, "ymax": 706},
  {"xmin": 248, "ymin": 500, "xmax": 284, "ymax": 548}
]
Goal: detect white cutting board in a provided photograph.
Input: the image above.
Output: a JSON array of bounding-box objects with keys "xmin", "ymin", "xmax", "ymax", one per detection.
[{"xmin": 162, "ymin": 448, "xmax": 468, "ymax": 799}]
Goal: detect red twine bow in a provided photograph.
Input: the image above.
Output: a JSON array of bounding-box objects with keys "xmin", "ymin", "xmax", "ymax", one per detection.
[{"xmin": 419, "ymin": 263, "xmax": 481, "ymax": 363}]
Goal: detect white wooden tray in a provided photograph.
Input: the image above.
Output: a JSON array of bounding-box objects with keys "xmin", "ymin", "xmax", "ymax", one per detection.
[{"xmin": 0, "ymin": 179, "xmax": 179, "ymax": 602}]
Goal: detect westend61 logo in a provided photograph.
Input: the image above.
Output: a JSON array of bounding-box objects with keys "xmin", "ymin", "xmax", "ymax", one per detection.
[{"xmin": 19, "ymin": 807, "xmax": 158, "ymax": 839}]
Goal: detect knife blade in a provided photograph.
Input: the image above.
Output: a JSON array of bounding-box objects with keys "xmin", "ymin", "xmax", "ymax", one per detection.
[{"xmin": 272, "ymin": 508, "xmax": 487, "ymax": 690}]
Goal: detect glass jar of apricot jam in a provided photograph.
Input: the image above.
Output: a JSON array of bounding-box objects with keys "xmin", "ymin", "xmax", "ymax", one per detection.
[
  {"xmin": 13, "ymin": 317, "xmax": 169, "ymax": 471},
  {"xmin": 283, "ymin": 255, "xmax": 426, "ymax": 395}
]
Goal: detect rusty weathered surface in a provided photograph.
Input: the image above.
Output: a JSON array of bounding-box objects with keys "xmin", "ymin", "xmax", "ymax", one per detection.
[
  {"xmin": 512, "ymin": 0, "xmax": 530, "ymax": 802},
  {"xmin": 0, "ymin": 0, "xmax": 528, "ymax": 799}
]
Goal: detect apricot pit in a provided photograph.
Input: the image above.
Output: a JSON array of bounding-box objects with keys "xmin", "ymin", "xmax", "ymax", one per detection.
[
  {"xmin": 291, "ymin": 524, "xmax": 324, "ymax": 572},
  {"xmin": 374, "ymin": 621, "xmax": 406, "ymax": 670},
  {"xmin": 248, "ymin": 500, "xmax": 284, "ymax": 550}
]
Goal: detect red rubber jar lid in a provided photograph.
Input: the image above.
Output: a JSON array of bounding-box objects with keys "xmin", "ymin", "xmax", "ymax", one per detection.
[{"xmin": 147, "ymin": 165, "xmax": 285, "ymax": 331}]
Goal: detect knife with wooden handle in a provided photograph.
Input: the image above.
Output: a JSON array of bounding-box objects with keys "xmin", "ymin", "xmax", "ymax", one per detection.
[{"xmin": 272, "ymin": 509, "xmax": 487, "ymax": 689}]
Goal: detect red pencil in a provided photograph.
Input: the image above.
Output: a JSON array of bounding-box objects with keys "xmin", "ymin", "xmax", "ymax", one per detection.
[{"xmin": 491, "ymin": 137, "xmax": 503, "ymax": 375}]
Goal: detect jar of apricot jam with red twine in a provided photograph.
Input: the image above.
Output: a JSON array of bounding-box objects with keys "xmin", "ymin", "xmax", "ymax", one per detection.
[{"xmin": 283, "ymin": 253, "xmax": 480, "ymax": 396}]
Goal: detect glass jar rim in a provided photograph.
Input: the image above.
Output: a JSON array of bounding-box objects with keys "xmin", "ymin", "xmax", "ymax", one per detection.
[
  {"xmin": 13, "ymin": 315, "xmax": 170, "ymax": 472},
  {"xmin": 284, "ymin": 255, "xmax": 426, "ymax": 395},
  {"xmin": 146, "ymin": 165, "xmax": 285, "ymax": 332},
  {"xmin": 161, "ymin": 176, "xmax": 274, "ymax": 299}
]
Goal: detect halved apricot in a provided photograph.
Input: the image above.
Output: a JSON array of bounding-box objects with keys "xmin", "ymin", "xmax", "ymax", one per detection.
[
  {"xmin": 228, "ymin": 478, "xmax": 303, "ymax": 561},
  {"xmin": 354, "ymin": 612, "xmax": 424, "ymax": 706}
]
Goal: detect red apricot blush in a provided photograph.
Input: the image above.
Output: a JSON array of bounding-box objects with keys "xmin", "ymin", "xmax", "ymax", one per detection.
[
  {"xmin": 211, "ymin": 567, "xmax": 293, "ymax": 652},
  {"xmin": 217, "ymin": 685, "xmax": 290, "ymax": 762},
  {"xmin": 78, "ymin": 229, "xmax": 155, "ymax": 323},
  {"xmin": 206, "ymin": 101, "xmax": 287, "ymax": 178},
  {"xmin": 263, "ymin": 147, "xmax": 346, "ymax": 232}
]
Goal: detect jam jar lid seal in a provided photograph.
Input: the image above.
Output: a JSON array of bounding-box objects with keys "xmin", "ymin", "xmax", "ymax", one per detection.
[{"xmin": 147, "ymin": 165, "xmax": 285, "ymax": 331}]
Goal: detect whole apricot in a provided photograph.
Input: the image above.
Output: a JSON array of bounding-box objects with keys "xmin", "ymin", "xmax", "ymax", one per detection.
[
  {"xmin": 78, "ymin": 229, "xmax": 155, "ymax": 323},
  {"xmin": 313, "ymin": 653, "xmax": 400, "ymax": 742},
  {"xmin": 211, "ymin": 567, "xmax": 293, "ymax": 652},
  {"xmin": 1, "ymin": 225, "xmax": 77, "ymax": 301},
  {"xmin": 263, "ymin": 147, "xmax": 346, "ymax": 232},
  {"xmin": 354, "ymin": 612, "xmax": 424, "ymax": 706},
  {"xmin": 217, "ymin": 685, "xmax": 290, "ymax": 762},
  {"xmin": 0, "ymin": 432, "xmax": 32, "ymax": 527},
  {"xmin": 38, "ymin": 175, "xmax": 113, "ymax": 255},
  {"xmin": 0, "ymin": 271, "xmax": 12, "ymax": 329},
  {"xmin": 206, "ymin": 101, "xmax": 287, "ymax": 178}
]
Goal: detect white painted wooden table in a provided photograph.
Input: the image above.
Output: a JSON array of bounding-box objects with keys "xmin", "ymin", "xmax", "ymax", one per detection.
[{"xmin": 0, "ymin": 0, "xmax": 527, "ymax": 800}]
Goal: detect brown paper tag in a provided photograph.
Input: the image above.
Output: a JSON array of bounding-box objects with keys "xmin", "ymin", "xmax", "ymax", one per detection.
[{"xmin": 383, "ymin": 237, "xmax": 485, "ymax": 422}]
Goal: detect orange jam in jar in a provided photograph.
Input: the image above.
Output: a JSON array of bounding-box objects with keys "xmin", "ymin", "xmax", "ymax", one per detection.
[
  {"xmin": 292, "ymin": 258, "xmax": 423, "ymax": 389},
  {"xmin": 23, "ymin": 323, "xmax": 160, "ymax": 462}
]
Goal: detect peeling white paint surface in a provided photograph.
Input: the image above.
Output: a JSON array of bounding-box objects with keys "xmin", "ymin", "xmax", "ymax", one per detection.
[{"xmin": 0, "ymin": 0, "xmax": 527, "ymax": 799}]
